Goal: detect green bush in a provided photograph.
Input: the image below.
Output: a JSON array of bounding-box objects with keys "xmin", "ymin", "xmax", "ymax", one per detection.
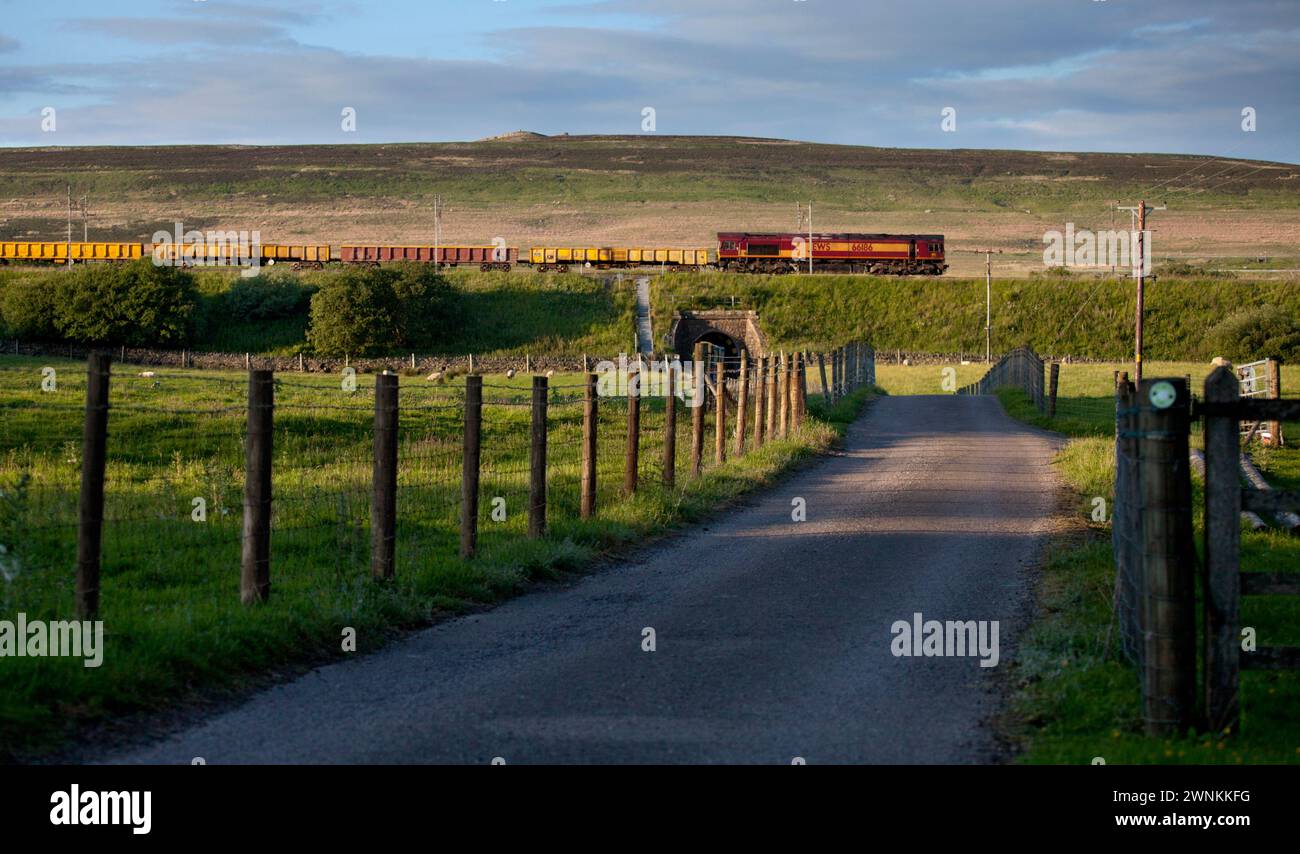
[
  {"xmin": 0, "ymin": 274, "xmax": 60, "ymax": 340},
  {"xmin": 306, "ymin": 264, "xmax": 459, "ymax": 357},
  {"xmin": 1205, "ymin": 305, "xmax": 1300, "ymax": 362},
  {"xmin": 220, "ymin": 272, "xmax": 314, "ymax": 321},
  {"xmin": 51, "ymin": 260, "xmax": 198, "ymax": 347},
  {"xmin": 387, "ymin": 263, "xmax": 461, "ymax": 348}
]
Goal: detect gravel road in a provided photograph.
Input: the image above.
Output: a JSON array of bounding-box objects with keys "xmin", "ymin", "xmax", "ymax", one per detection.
[{"xmin": 100, "ymin": 394, "xmax": 1064, "ymax": 764}]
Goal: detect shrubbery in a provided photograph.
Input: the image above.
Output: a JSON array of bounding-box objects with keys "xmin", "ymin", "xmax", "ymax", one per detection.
[
  {"xmin": 0, "ymin": 260, "xmax": 198, "ymax": 346},
  {"xmin": 1205, "ymin": 305, "xmax": 1300, "ymax": 362},
  {"xmin": 219, "ymin": 272, "xmax": 314, "ymax": 321},
  {"xmin": 307, "ymin": 263, "xmax": 460, "ymax": 357}
]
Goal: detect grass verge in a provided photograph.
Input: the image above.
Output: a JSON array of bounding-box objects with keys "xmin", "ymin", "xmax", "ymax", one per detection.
[
  {"xmin": 988, "ymin": 367, "xmax": 1300, "ymax": 764},
  {"xmin": 0, "ymin": 352, "xmax": 874, "ymax": 760}
]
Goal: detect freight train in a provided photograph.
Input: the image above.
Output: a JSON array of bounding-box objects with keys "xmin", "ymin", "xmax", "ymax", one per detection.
[{"xmin": 0, "ymin": 231, "xmax": 947, "ymax": 275}]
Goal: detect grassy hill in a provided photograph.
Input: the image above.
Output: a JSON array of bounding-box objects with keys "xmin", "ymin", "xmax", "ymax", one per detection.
[{"xmin": 2, "ymin": 136, "xmax": 1297, "ymax": 277}]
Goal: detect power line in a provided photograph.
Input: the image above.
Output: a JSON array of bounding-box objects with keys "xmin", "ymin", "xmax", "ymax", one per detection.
[
  {"xmin": 1134, "ymin": 157, "xmax": 1224, "ymax": 199},
  {"xmin": 1185, "ymin": 164, "xmax": 1274, "ymax": 196},
  {"xmin": 1159, "ymin": 161, "xmax": 1258, "ymax": 197}
]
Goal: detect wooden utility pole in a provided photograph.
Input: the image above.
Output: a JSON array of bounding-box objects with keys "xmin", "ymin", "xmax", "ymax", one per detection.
[
  {"xmin": 808, "ymin": 202, "xmax": 813, "ymax": 275},
  {"xmin": 66, "ymin": 184, "xmax": 72, "ymax": 265},
  {"xmin": 433, "ymin": 194, "xmax": 442, "ymax": 270},
  {"xmin": 1118, "ymin": 201, "xmax": 1166, "ymax": 383},
  {"xmin": 960, "ymin": 249, "xmax": 1001, "ymax": 364}
]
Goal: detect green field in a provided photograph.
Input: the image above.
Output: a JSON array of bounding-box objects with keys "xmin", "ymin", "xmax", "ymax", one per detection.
[{"xmin": 0, "ymin": 353, "xmax": 872, "ymax": 759}]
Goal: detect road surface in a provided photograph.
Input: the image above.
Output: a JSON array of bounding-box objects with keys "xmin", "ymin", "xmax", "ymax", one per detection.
[{"xmin": 100, "ymin": 394, "xmax": 1063, "ymax": 764}]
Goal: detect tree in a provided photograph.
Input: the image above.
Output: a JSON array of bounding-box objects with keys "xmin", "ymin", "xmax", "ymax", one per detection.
[
  {"xmin": 307, "ymin": 264, "xmax": 460, "ymax": 356},
  {"xmin": 306, "ymin": 268, "xmax": 401, "ymax": 357},
  {"xmin": 50, "ymin": 260, "xmax": 197, "ymax": 346}
]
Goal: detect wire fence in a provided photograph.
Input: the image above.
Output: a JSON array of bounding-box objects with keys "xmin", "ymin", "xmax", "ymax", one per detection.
[
  {"xmin": 1, "ymin": 343, "xmax": 875, "ymax": 621},
  {"xmin": 956, "ymin": 346, "xmax": 1044, "ymax": 406}
]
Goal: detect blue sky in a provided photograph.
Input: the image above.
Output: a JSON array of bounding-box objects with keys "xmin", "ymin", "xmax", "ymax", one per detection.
[{"xmin": 0, "ymin": 0, "xmax": 1296, "ymax": 162}]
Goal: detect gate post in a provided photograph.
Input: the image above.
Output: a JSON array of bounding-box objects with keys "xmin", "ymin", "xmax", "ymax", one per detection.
[
  {"xmin": 1137, "ymin": 377, "xmax": 1195, "ymax": 736},
  {"xmin": 1203, "ymin": 367, "xmax": 1242, "ymax": 734},
  {"xmin": 1048, "ymin": 362, "xmax": 1060, "ymax": 418}
]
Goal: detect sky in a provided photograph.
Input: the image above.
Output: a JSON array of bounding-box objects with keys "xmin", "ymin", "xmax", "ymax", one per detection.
[{"xmin": 0, "ymin": 0, "xmax": 1296, "ymax": 162}]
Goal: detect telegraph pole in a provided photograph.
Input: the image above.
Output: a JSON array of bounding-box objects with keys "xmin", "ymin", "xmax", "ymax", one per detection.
[
  {"xmin": 433, "ymin": 194, "xmax": 441, "ymax": 271},
  {"xmin": 807, "ymin": 201, "xmax": 813, "ymax": 275},
  {"xmin": 1117, "ymin": 200, "xmax": 1166, "ymax": 383},
  {"xmin": 964, "ymin": 248, "xmax": 1001, "ymax": 363},
  {"xmin": 66, "ymin": 184, "xmax": 72, "ymax": 265},
  {"xmin": 82, "ymin": 193, "xmax": 88, "ymax": 241}
]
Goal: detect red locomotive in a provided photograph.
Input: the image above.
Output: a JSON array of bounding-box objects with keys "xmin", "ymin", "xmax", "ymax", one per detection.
[{"xmin": 716, "ymin": 232, "xmax": 947, "ymax": 275}]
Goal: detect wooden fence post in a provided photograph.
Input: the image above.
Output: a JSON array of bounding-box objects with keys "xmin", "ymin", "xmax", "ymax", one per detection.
[
  {"xmin": 797, "ymin": 351, "xmax": 808, "ymax": 425},
  {"xmin": 75, "ymin": 352, "xmax": 111, "ymax": 620},
  {"xmin": 830, "ymin": 348, "xmax": 839, "ymax": 402},
  {"xmin": 714, "ymin": 356, "xmax": 726, "ymax": 464},
  {"xmin": 1137, "ymin": 376, "xmax": 1195, "ymax": 736},
  {"xmin": 581, "ymin": 372, "xmax": 597, "ymax": 517},
  {"xmin": 663, "ymin": 357, "xmax": 677, "ymax": 487},
  {"xmin": 753, "ymin": 355, "xmax": 766, "ymax": 448},
  {"xmin": 784, "ymin": 352, "xmax": 797, "ymax": 432},
  {"xmin": 734, "ymin": 351, "xmax": 749, "ymax": 456},
  {"xmin": 1113, "ymin": 377, "xmax": 1140, "ymax": 664},
  {"xmin": 241, "ymin": 368, "xmax": 274, "ymax": 604},
  {"xmin": 370, "ymin": 372, "xmax": 398, "ymax": 580},
  {"xmin": 818, "ymin": 352, "xmax": 830, "ymax": 405},
  {"xmin": 460, "ymin": 374, "xmax": 483, "ymax": 558},
  {"xmin": 1267, "ymin": 357, "xmax": 1283, "ymax": 446},
  {"xmin": 1048, "ymin": 362, "xmax": 1060, "ymax": 418},
  {"xmin": 765, "ymin": 351, "xmax": 777, "ymax": 437},
  {"xmin": 529, "ymin": 375, "xmax": 548, "ymax": 538},
  {"xmin": 776, "ymin": 351, "xmax": 788, "ymax": 439},
  {"xmin": 625, "ymin": 356, "xmax": 641, "ymax": 495},
  {"xmin": 691, "ymin": 343, "xmax": 706, "ymax": 476},
  {"xmin": 1203, "ymin": 367, "xmax": 1242, "ymax": 734}
]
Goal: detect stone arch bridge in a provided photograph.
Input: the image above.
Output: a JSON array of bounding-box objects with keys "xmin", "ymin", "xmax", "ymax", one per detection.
[{"xmin": 666, "ymin": 310, "xmax": 769, "ymax": 362}]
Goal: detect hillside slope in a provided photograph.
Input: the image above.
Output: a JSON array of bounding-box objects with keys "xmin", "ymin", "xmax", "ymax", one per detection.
[{"xmin": 3, "ymin": 136, "xmax": 1297, "ymax": 276}]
